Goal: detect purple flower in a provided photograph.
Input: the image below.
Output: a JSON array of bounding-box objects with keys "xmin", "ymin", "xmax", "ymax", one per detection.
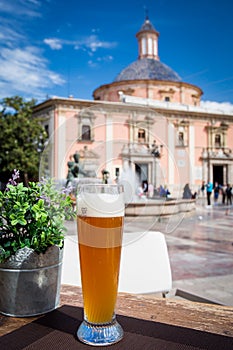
[
  {"xmin": 61, "ymin": 186, "xmax": 72, "ymax": 195},
  {"xmin": 12, "ymin": 169, "xmax": 20, "ymax": 181},
  {"xmin": 6, "ymin": 169, "xmax": 20, "ymax": 188},
  {"xmin": 38, "ymin": 177, "xmax": 47, "ymax": 186}
]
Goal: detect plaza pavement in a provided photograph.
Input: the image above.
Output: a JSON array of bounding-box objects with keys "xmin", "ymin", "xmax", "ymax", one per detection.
[{"xmin": 62, "ymin": 197, "xmax": 233, "ymax": 306}]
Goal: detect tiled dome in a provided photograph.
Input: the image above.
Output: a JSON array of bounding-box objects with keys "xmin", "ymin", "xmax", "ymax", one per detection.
[{"xmin": 114, "ymin": 58, "xmax": 181, "ymax": 82}]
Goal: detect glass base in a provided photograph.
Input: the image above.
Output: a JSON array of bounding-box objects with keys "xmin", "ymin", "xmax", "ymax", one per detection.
[{"xmin": 77, "ymin": 318, "xmax": 124, "ymax": 346}]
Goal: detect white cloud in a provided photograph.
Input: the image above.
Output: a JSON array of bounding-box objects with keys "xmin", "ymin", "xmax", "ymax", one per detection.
[
  {"xmin": 0, "ymin": 46, "xmax": 65, "ymax": 98},
  {"xmin": 0, "ymin": 1, "xmax": 116, "ymax": 98},
  {"xmin": 97, "ymin": 55, "xmax": 113, "ymax": 62},
  {"xmin": 26, "ymin": 0, "xmax": 40, "ymax": 5},
  {"xmin": 200, "ymin": 100, "xmax": 233, "ymax": 113},
  {"xmin": 0, "ymin": 1, "xmax": 65, "ymax": 99},
  {"xmin": 88, "ymin": 60, "xmax": 98, "ymax": 68},
  {"xmin": 44, "ymin": 35, "xmax": 117, "ymax": 54},
  {"xmin": 85, "ymin": 35, "xmax": 117, "ymax": 52},
  {"xmin": 88, "ymin": 55, "xmax": 114, "ymax": 68},
  {"xmin": 0, "ymin": 24, "xmax": 25, "ymax": 44},
  {"xmin": 91, "ymin": 28, "xmax": 100, "ymax": 33},
  {"xmin": 44, "ymin": 38, "xmax": 63, "ymax": 50},
  {"xmin": 0, "ymin": 0, "xmax": 42, "ymax": 17}
]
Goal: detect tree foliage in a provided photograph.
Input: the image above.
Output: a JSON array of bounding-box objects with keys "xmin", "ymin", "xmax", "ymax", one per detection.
[{"xmin": 0, "ymin": 96, "xmax": 47, "ymax": 185}]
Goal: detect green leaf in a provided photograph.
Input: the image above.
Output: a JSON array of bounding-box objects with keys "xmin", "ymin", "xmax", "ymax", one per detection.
[
  {"xmin": 11, "ymin": 219, "xmax": 19, "ymax": 225},
  {"xmin": 18, "ymin": 218, "xmax": 27, "ymax": 225}
]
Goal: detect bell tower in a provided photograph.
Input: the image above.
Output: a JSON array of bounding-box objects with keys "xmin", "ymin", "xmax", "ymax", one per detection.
[{"xmin": 136, "ymin": 13, "xmax": 160, "ymax": 60}]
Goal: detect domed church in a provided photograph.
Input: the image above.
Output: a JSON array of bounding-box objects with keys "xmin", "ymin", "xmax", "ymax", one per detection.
[
  {"xmin": 93, "ymin": 15, "xmax": 202, "ymax": 107},
  {"xmin": 33, "ymin": 15, "xmax": 233, "ymax": 196}
]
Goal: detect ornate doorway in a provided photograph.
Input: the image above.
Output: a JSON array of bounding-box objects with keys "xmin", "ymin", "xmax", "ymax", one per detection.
[{"xmin": 213, "ymin": 165, "xmax": 224, "ymax": 186}]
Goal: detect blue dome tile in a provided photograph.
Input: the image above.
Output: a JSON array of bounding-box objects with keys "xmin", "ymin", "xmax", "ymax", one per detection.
[{"xmin": 114, "ymin": 58, "xmax": 181, "ymax": 82}]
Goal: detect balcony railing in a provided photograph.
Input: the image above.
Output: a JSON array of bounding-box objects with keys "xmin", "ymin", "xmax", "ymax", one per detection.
[{"xmin": 201, "ymin": 147, "xmax": 233, "ymax": 159}]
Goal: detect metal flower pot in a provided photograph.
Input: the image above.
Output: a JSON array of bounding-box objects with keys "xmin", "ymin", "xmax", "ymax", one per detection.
[{"xmin": 0, "ymin": 245, "xmax": 63, "ymax": 317}]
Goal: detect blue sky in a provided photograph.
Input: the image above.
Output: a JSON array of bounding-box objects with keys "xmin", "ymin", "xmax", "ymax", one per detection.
[{"xmin": 1, "ymin": 0, "xmax": 233, "ymax": 105}]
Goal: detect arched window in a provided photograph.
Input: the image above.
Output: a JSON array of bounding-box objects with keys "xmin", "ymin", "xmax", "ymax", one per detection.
[
  {"xmin": 142, "ymin": 37, "xmax": 146, "ymax": 55},
  {"xmin": 148, "ymin": 37, "xmax": 153, "ymax": 55},
  {"xmin": 81, "ymin": 125, "xmax": 91, "ymax": 141}
]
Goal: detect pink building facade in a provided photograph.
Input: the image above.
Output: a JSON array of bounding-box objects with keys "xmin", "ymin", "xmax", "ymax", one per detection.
[{"xmin": 33, "ymin": 16, "xmax": 233, "ymax": 196}]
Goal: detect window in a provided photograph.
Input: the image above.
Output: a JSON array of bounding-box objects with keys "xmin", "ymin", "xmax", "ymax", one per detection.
[
  {"xmin": 142, "ymin": 37, "xmax": 146, "ymax": 55},
  {"xmin": 175, "ymin": 128, "xmax": 187, "ymax": 147},
  {"xmin": 115, "ymin": 167, "xmax": 120, "ymax": 179},
  {"xmin": 81, "ymin": 125, "xmax": 91, "ymax": 141},
  {"xmin": 164, "ymin": 96, "xmax": 170, "ymax": 102},
  {"xmin": 77, "ymin": 109, "xmax": 96, "ymax": 142},
  {"xmin": 178, "ymin": 132, "xmax": 184, "ymax": 146},
  {"xmin": 138, "ymin": 128, "xmax": 146, "ymax": 143},
  {"xmin": 148, "ymin": 37, "xmax": 152, "ymax": 55},
  {"xmin": 215, "ymin": 134, "xmax": 221, "ymax": 147}
]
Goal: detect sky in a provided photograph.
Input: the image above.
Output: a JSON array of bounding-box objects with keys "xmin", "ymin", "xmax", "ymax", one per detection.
[{"xmin": 1, "ymin": 0, "xmax": 233, "ymax": 107}]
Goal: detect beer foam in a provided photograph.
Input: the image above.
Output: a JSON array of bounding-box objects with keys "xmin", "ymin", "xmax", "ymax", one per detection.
[{"xmin": 77, "ymin": 192, "xmax": 125, "ymax": 217}]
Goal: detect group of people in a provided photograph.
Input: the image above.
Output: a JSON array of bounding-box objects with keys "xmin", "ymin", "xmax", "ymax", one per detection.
[
  {"xmin": 158, "ymin": 184, "xmax": 171, "ymax": 198},
  {"xmin": 136, "ymin": 182, "xmax": 171, "ymax": 199},
  {"xmin": 137, "ymin": 180, "xmax": 154, "ymax": 198},
  {"xmin": 201, "ymin": 180, "xmax": 232, "ymax": 207}
]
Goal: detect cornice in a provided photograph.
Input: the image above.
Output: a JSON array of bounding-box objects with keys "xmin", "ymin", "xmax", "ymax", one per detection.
[
  {"xmin": 93, "ymin": 79, "xmax": 203, "ymax": 96},
  {"xmin": 32, "ymin": 96, "xmax": 233, "ymax": 124}
]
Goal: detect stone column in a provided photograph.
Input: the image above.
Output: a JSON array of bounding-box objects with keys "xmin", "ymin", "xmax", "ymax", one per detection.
[
  {"xmin": 189, "ymin": 124, "xmax": 195, "ymax": 185},
  {"xmin": 154, "ymin": 158, "xmax": 160, "ymax": 189},
  {"xmin": 168, "ymin": 122, "xmax": 175, "ymax": 185},
  {"xmin": 105, "ymin": 113, "xmax": 113, "ymax": 177},
  {"xmin": 228, "ymin": 163, "xmax": 233, "ymax": 184},
  {"xmin": 57, "ymin": 112, "xmax": 66, "ymax": 180},
  {"xmin": 223, "ymin": 165, "xmax": 227, "ymax": 184}
]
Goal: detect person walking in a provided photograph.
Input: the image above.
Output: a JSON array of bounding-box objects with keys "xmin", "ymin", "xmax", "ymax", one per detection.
[
  {"xmin": 206, "ymin": 180, "xmax": 213, "ymax": 207},
  {"xmin": 226, "ymin": 184, "xmax": 232, "ymax": 205},
  {"xmin": 201, "ymin": 181, "xmax": 205, "ymax": 197},
  {"xmin": 225, "ymin": 184, "xmax": 232, "ymax": 215},
  {"xmin": 222, "ymin": 184, "xmax": 227, "ymax": 205},
  {"xmin": 213, "ymin": 182, "xmax": 220, "ymax": 205}
]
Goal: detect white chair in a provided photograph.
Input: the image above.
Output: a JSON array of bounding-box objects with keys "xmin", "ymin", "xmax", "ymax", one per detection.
[
  {"xmin": 119, "ymin": 231, "xmax": 172, "ymax": 296},
  {"xmin": 62, "ymin": 231, "xmax": 172, "ymax": 297}
]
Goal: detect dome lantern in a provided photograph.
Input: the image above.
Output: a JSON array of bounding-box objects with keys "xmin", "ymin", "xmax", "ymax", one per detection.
[{"xmin": 136, "ymin": 14, "xmax": 160, "ymax": 60}]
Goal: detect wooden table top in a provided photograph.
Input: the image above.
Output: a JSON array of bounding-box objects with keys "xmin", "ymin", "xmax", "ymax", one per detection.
[{"xmin": 1, "ymin": 284, "xmax": 233, "ymax": 339}]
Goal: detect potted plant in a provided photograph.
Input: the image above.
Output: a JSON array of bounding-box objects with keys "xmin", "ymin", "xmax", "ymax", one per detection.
[{"xmin": 0, "ymin": 169, "xmax": 75, "ymax": 317}]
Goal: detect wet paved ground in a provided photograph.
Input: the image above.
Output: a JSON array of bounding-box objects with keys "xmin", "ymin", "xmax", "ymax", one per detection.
[
  {"xmin": 165, "ymin": 200, "xmax": 233, "ymax": 306},
  {"xmin": 64, "ymin": 198, "xmax": 233, "ymax": 306},
  {"xmin": 123, "ymin": 198, "xmax": 233, "ymax": 305}
]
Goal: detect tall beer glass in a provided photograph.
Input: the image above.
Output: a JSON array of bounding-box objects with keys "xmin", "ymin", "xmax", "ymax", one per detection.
[{"xmin": 76, "ymin": 184, "xmax": 124, "ymax": 346}]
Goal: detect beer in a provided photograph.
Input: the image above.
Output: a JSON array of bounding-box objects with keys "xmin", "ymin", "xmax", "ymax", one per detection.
[
  {"xmin": 77, "ymin": 186, "xmax": 124, "ymax": 328},
  {"xmin": 78, "ymin": 216, "xmax": 123, "ymax": 324}
]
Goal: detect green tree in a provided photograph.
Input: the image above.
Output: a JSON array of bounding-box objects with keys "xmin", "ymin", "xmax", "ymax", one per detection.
[{"xmin": 0, "ymin": 96, "xmax": 47, "ymax": 186}]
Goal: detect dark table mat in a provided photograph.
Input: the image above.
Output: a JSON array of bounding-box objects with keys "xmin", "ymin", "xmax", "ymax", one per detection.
[{"xmin": 0, "ymin": 305, "xmax": 232, "ymax": 350}]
